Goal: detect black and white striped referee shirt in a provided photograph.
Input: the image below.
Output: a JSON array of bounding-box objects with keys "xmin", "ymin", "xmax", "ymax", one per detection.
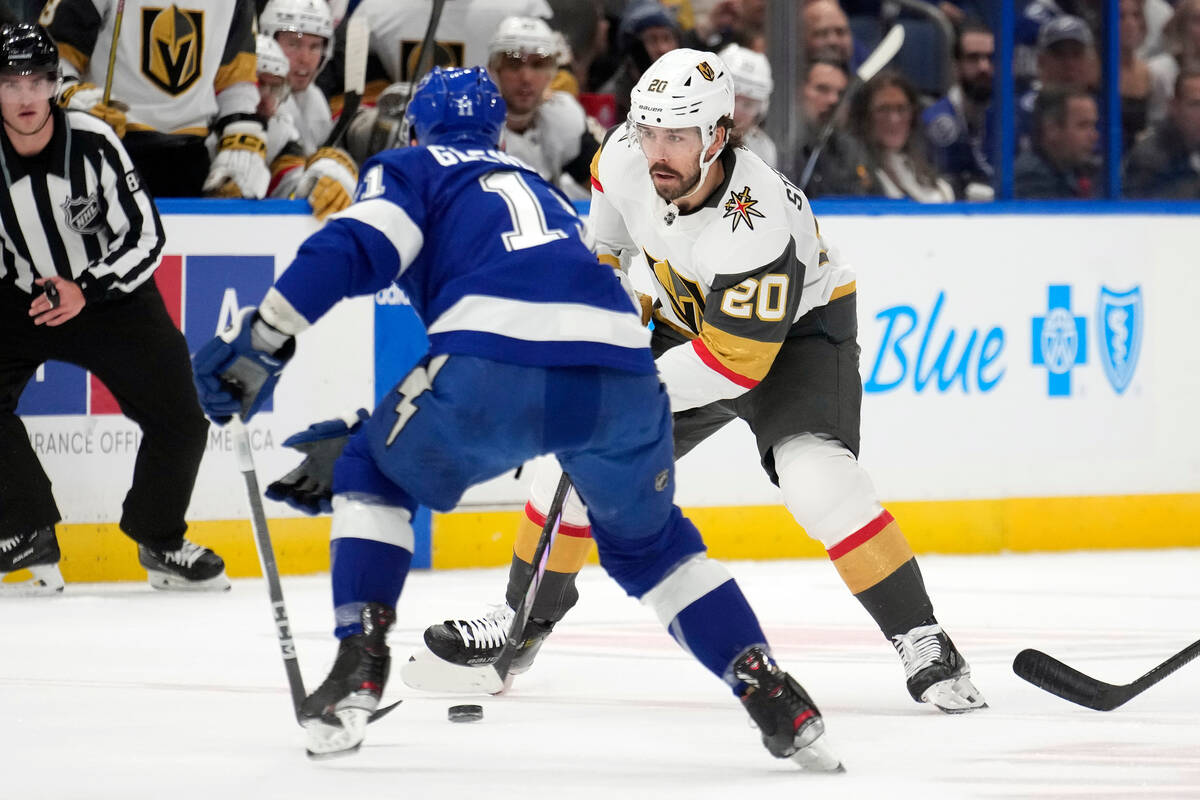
[{"xmin": 0, "ymin": 106, "xmax": 163, "ymax": 300}]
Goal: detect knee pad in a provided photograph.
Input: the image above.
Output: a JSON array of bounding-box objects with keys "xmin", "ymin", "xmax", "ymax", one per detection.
[
  {"xmin": 774, "ymin": 433, "xmax": 884, "ymax": 549},
  {"xmin": 330, "ymin": 494, "xmax": 415, "ymax": 552},
  {"xmin": 527, "ymin": 456, "xmax": 590, "ymax": 528},
  {"xmin": 639, "ymin": 554, "xmax": 734, "ymax": 628}
]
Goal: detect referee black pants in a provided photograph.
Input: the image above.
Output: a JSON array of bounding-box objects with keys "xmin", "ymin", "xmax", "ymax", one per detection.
[{"xmin": 0, "ymin": 283, "xmax": 208, "ymax": 549}]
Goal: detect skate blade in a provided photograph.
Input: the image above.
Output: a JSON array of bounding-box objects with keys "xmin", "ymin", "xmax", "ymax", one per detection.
[
  {"xmin": 922, "ymin": 675, "xmax": 988, "ymax": 714},
  {"xmin": 789, "ymin": 735, "xmax": 845, "ymax": 773},
  {"xmin": 146, "ymin": 570, "xmax": 232, "ymax": 592},
  {"xmin": 400, "ymin": 649, "xmax": 506, "ymax": 694},
  {"xmin": 0, "ymin": 564, "xmax": 65, "ymax": 597},
  {"xmin": 305, "ymin": 708, "xmax": 369, "ymax": 759}
]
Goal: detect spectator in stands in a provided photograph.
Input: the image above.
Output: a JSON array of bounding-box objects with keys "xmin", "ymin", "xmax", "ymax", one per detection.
[
  {"xmin": 600, "ymin": 0, "xmax": 681, "ymax": 120},
  {"xmin": 793, "ymin": 57, "xmax": 870, "ymax": 196},
  {"xmin": 1120, "ymin": 0, "xmax": 1152, "ymax": 152},
  {"xmin": 1124, "ymin": 69, "xmax": 1200, "ymax": 197},
  {"xmin": 1015, "ymin": 86, "xmax": 1099, "ymax": 198},
  {"xmin": 719, "ymin": 43, "xmax": 777, "ymax": 167},
  {"xmin": 923, "ymin": 20, "xmax": 996, "ymax": 201},
  {"xmin": 850, "ymin": 71, "xmax": 954, "ymax": 202},
  {"xmin": 1147, "ymin": 0, "xmax": 1200, "ymax": 126},
  {"xmin": 1017, "ymin": 15, "xmax": 1100, "ymax": 151},
  {"xmin": 683, "ymin": 0, "xmax": 743, "ymax": 52},
  {"xmin": 804, "ymin": 0, "xmax": 865, "ymax": 70}
]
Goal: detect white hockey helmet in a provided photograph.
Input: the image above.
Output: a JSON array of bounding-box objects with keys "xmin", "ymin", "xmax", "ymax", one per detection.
[
  {"xmin": 718, "ymin": 43, "xmax": 773, "ymax": 116},
  {"xmin": 488, "ymin": 16, "xmax": 560, "ymax": 62},
  {"xmin": 628, "ymin": 48, "xmax": 735, "ymax": 193},
  {"xmin": 255, "ymin": 33, "xmax": 290, "ymax": 80},
  {"xmin": 260, "ymin": 0, "xmax": 334, "ymax": 73}
]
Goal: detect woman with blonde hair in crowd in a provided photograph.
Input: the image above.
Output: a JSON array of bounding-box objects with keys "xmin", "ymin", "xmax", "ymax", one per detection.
[{"xmin": 850, "ymin": 71, "xmax": 955, "ymax": 202}]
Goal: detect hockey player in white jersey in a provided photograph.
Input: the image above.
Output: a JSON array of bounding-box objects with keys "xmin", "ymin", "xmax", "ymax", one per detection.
[
  {"xmin": 489, "ymin": 16, "xmax": 600, "ymax": 199},
  {"xmin": 719, "ymin": 42, "xmax": 777, "ymax": 168},
  {"xmin": 43, "ymin": 0, "xmax": 267, "ymax": 198},
  {"xmin": 260, "ymin": 0, "xmax": 358, "ymax": 220},
  {"xmin": 401, "ymin": 49, "xmax": 988, "ymax": 714}
]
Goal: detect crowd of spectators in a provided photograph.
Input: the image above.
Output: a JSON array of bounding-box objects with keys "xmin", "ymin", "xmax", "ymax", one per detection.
[{"xmin": 6, "ymin": 0, "xmax": 1200, "ymax": 202}]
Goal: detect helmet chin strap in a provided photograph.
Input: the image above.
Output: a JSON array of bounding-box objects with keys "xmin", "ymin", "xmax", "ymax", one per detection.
[{"xmin": 669, "ymin": 137, "xmax": 725, "ymax": 213}]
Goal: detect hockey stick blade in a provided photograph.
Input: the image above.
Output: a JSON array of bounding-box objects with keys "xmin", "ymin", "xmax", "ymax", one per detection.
[
  {"xmin": 855, "ymin": 23, "xmax": 905, "ymax": 83},
  {"xmin": 1014, "ymin": 639, "xmax": 1200, "ymax": 711},
  {"xmin": 321, "ymin": 15, "xmax": 369, "ymax": 149}
]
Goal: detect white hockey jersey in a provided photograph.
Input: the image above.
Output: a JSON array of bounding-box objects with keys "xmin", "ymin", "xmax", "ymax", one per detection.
[
  {"xmin": 499, "ymin": 91, "xmax": 588, "ymax": 195},
  {"xmin": 351, "ymin": 0, "xmax": 552, "ymax": 86},
  {"xmin": 43, "ymin": 0, "xmax": 258, "ymax": 135},
  {"xmin": 589, "ymin": 128, "xmax": 855, "ymax": 412},
  {"xmin": 279, "ymin": 83, "xmax": 334, "ymax": 154}
]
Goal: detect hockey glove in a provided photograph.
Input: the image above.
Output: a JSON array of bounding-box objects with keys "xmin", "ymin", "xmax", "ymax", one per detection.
[
  {"xmin": 192, "ymin": 306, "xmax": 295, "ymax": 424},
  {"xmin": 58, "ymin": 81, "xmax": 127, "ymax": 138},
  {"xmin": 266, "ymin": 409, "xmax": 370, "ymax": 514},
  {"xmin": 296, "ymin": 146, "xmax": 358, "ymax": 220},
  {"xmin": 203, "ymin": 120, "xmax": 270, "ymax": 199}
]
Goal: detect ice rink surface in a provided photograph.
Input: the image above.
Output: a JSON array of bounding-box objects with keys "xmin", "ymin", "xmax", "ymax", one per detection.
[{"xmin": 3, "ymin": 549, "xmax": 1199, "ymax": 799}]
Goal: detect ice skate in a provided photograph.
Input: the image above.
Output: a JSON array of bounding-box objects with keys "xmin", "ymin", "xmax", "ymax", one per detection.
[
  {"xmin": 734, "ymin": 647, "xmax": 844, "ymax": 772},
  {"xmin": 892, "ymin": 619, "xmax": 987, "ymax": 713},
  {"xmin": 0, "ymin": 526, "xmax": 64, "ymax": 596},
  {"xmin": 302, "ymin": 603, "xmax": 395, "ymax": 759},
  {"xmin": 138, "ymin": 539, "xmax": 230, "ymax": 591},
  {"xmin": 401, "ymin": 603, "xmax": 555, "ymax": 693}
]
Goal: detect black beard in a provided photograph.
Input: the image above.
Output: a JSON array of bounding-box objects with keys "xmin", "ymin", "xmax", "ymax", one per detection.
[{"xmin": 962, "ymin": 77, "xmax": 993, "ymax": 105}]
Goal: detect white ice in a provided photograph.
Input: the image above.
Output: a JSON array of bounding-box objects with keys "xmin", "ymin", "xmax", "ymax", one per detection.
[{"xmin": 4, "ymin": 550, "xmax": 1199, "ymax": 799}]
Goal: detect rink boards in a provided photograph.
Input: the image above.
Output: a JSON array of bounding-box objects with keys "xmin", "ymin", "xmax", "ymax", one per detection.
[{"xmin": 12, "ymin": 201, "xmax": 1200, "ymax": 582}]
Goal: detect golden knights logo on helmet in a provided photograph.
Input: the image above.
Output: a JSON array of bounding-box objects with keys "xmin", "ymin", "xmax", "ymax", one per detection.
[
  {"xmin": 141, "ymin": 5, "xmax": 204, "ymax": 95},
  {"xmin": 696, "ymin": 61, "xmax": 715, "ymax": 81}
]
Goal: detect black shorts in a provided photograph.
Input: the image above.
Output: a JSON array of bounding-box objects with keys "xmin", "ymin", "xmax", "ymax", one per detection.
[{"xmin": 652, "ymin": 292, "xmax": 862, "ymax": 485}]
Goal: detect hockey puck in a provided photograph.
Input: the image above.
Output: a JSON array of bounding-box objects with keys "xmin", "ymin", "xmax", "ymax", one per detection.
[{"xmin": 448, "ymin": 704, "xmax": 483, "ymax": 723}]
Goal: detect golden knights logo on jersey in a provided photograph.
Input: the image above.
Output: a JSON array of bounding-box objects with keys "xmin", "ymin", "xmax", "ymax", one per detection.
[
  {"xmin": 645, "ymin": 249, "xmax": 704, "ymax": 333},
  {"xmin": 399, "ymin": 40, "xmax": 465, "ymax": 82},
  {"xmin": 141, "ymin": 6, "xmax": 204, "ymax": 95},
  {"xmin": 722, "ymin": 186, "xmax": 764, "ymax": 232}
]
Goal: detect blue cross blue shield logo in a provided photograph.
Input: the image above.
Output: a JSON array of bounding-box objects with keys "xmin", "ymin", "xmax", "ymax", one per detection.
[
  {"xmin": 1032, "ymin": 285, "xmax": 1087, "ymax": 396},
  {"xmin": 1096, "ymin": 286, "xmax": 1143, "ymax": 394}
]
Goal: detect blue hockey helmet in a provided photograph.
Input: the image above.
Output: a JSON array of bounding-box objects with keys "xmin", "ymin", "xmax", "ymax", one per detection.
[{"xmin": 406, "ymin": 66, "xmax": 507, "ymax": 148}]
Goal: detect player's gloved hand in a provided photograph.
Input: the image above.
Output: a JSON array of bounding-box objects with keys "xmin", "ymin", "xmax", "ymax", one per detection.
[
  {"xmin": 192, "ymin": 306, "xmax": 295, "ymax": 424},
  {"xmin": 266, "ymin": 409, "xmax": 369, "ymax": 514},
  {"xmin": 612, "ymin": 267, "xmax": 652, "ymax": 325},
  {"xmin": 58, "ymin": 81, "xmax": 128, "ymax": 138},
  {"xmin": 295, "ymin": 146, "xmax": 358, "ymax": 220},
  {"xmin": 203, "ymin": 120, "xmax": 270, "ymax": 199}
]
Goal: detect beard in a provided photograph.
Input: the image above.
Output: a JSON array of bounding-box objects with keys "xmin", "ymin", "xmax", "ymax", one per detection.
[
  {"xmin": 962, "ymin": 75, "xmax": 993, "ymax": 104},
  {"xmin": 649, "ymin": 162, "xmax": 701, "ymax": 202}
]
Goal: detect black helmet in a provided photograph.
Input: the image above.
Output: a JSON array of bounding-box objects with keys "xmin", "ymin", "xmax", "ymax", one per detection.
[{"xmin": 0, "ymin": 23, "xmax": 58, "ymax": 77}]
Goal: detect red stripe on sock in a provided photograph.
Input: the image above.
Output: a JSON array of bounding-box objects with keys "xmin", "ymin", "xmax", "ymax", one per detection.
[
  {"xmin": 524, "ymin": 501, "xmax": 591, "ymax": 538},
  {"xmin": 826, "ymin": 510, "xmax": 895, "ymax": 561}
]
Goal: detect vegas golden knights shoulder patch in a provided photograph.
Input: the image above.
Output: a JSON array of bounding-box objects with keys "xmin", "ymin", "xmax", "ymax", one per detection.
[
  {"xmin": 142, "ymin": 5, "xmax": 204, "ymax": 95},
  {"xmin": 722, "ymin": 185, "xmax": 765, "ymax": 232}
]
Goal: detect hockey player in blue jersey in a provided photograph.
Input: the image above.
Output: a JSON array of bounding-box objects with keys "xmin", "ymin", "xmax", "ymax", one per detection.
[{"xmin": 190, "ymin": 67, "xmax": 843, "ymax": 769}]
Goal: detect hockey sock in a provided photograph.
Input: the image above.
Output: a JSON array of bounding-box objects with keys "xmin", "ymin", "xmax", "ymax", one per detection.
[
  {"xmin": 332, "ymin": 536, "xmax": 412, "ymax": 638},
  {"xmin": 504, "ymin": 500, "xmax": 593, "ymax": 622},
  {"xmin": 826, "ymin": 509, "xmax": 934, "ymax": 638}
]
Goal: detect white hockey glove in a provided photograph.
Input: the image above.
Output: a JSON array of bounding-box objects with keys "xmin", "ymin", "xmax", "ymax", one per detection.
[
  {"xmin": 59, "ymin": 80, "xmax": 127, "ymax": 138},
  {"xmin": 295, "ymin": 146, "xmax": 358, "ymax": 220},
  {"xmin": 203, "ymin": 120, "xmax": 270, "ymax": 199}
]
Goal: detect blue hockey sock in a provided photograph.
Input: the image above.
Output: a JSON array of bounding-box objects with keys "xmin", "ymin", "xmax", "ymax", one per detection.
[
  {"xmin": 667, "ymin": 579, "xmax": 769, "ymax": 691},
  {"xmin": 332, "ymin": 537, "xmax": 412, "ymax": 638}
]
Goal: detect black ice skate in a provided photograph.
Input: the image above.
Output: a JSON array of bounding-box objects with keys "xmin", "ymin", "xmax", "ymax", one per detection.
[
  {"xmin": 138, "ymin": 539, "xmax": 230, "ymax": 591},
  {"xmin": 401, "ymin": 603, "xmax": 555, "ymax": 693},
  {"xmin": 302, "ymin": 602, "xmax": 395, "ymax": 759},
  {"xmin": 0, "ymin": 526, "xmax": 64, "ymax": 596},
  {"xmin": 891, "ymin": 618, "xmax": 987, "ymax": 713},
  {"xmin": 734, "ymin": 647, "xmax": 844, "ymax": 772}
]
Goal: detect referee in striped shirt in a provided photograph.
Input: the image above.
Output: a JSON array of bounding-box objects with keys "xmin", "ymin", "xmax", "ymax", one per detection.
[{"xmin": 0, "ymin": 23, "xmax": 228, "ymax": 593}]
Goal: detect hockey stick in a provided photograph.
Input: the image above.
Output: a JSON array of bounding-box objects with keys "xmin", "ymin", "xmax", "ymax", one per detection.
[
  {"xmin": 798, "ymin": 23, "xmax": 905, "ymax": 191},
  {"xmin": 101, "ymin": 0, "xmax": 125, "ymax": 106},
  {"xmin": 398, "ymin": 471, "xmax": 571, "ymax": 693},
  {"xmin": 231, "ymin": 416, "xmax": 307, "ymax": 724},
  {"xmin": 321, "ymin": 14, "xmax": 369, "ymax": 150},
  {"xmin": 1013, "ymin": 639, "xmax": 1200, "ymax": 711}
]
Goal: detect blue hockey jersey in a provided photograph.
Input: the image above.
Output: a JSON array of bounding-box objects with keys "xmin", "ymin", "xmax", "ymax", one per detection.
[{"xmin": 272, "ymin": 144, "xmax": 654, "ymax": 375}]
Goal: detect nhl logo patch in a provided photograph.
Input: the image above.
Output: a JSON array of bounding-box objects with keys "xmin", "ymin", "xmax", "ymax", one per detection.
[{"xmin": 61, "ymin": 191, "xmax": 103, "ymax": 234}]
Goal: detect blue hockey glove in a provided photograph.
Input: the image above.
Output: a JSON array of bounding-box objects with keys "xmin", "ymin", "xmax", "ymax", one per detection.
[
  {"xmin": 192, "ymin": 306, "xmax": 296, "ymax": 424},
  {"xmin": 265, "ymin": 409, "xmax": 369, "ymax": 514}
]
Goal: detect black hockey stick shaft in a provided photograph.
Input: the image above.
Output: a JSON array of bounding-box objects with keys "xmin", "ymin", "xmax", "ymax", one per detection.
[
  {"xmin": 392, "ymin": 0, "xmax": 447, "ymax": 138},
  {"xmin": 492, "ymin": 472, "xmax": 572, "ymax": 683},
  {"xmin": 1013, "ymin": 638, "xmax": 1200, "ymax": 711},
  {"xmin": 232, "ymin": 417, "xmax": 307, "ymax": 724}
]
